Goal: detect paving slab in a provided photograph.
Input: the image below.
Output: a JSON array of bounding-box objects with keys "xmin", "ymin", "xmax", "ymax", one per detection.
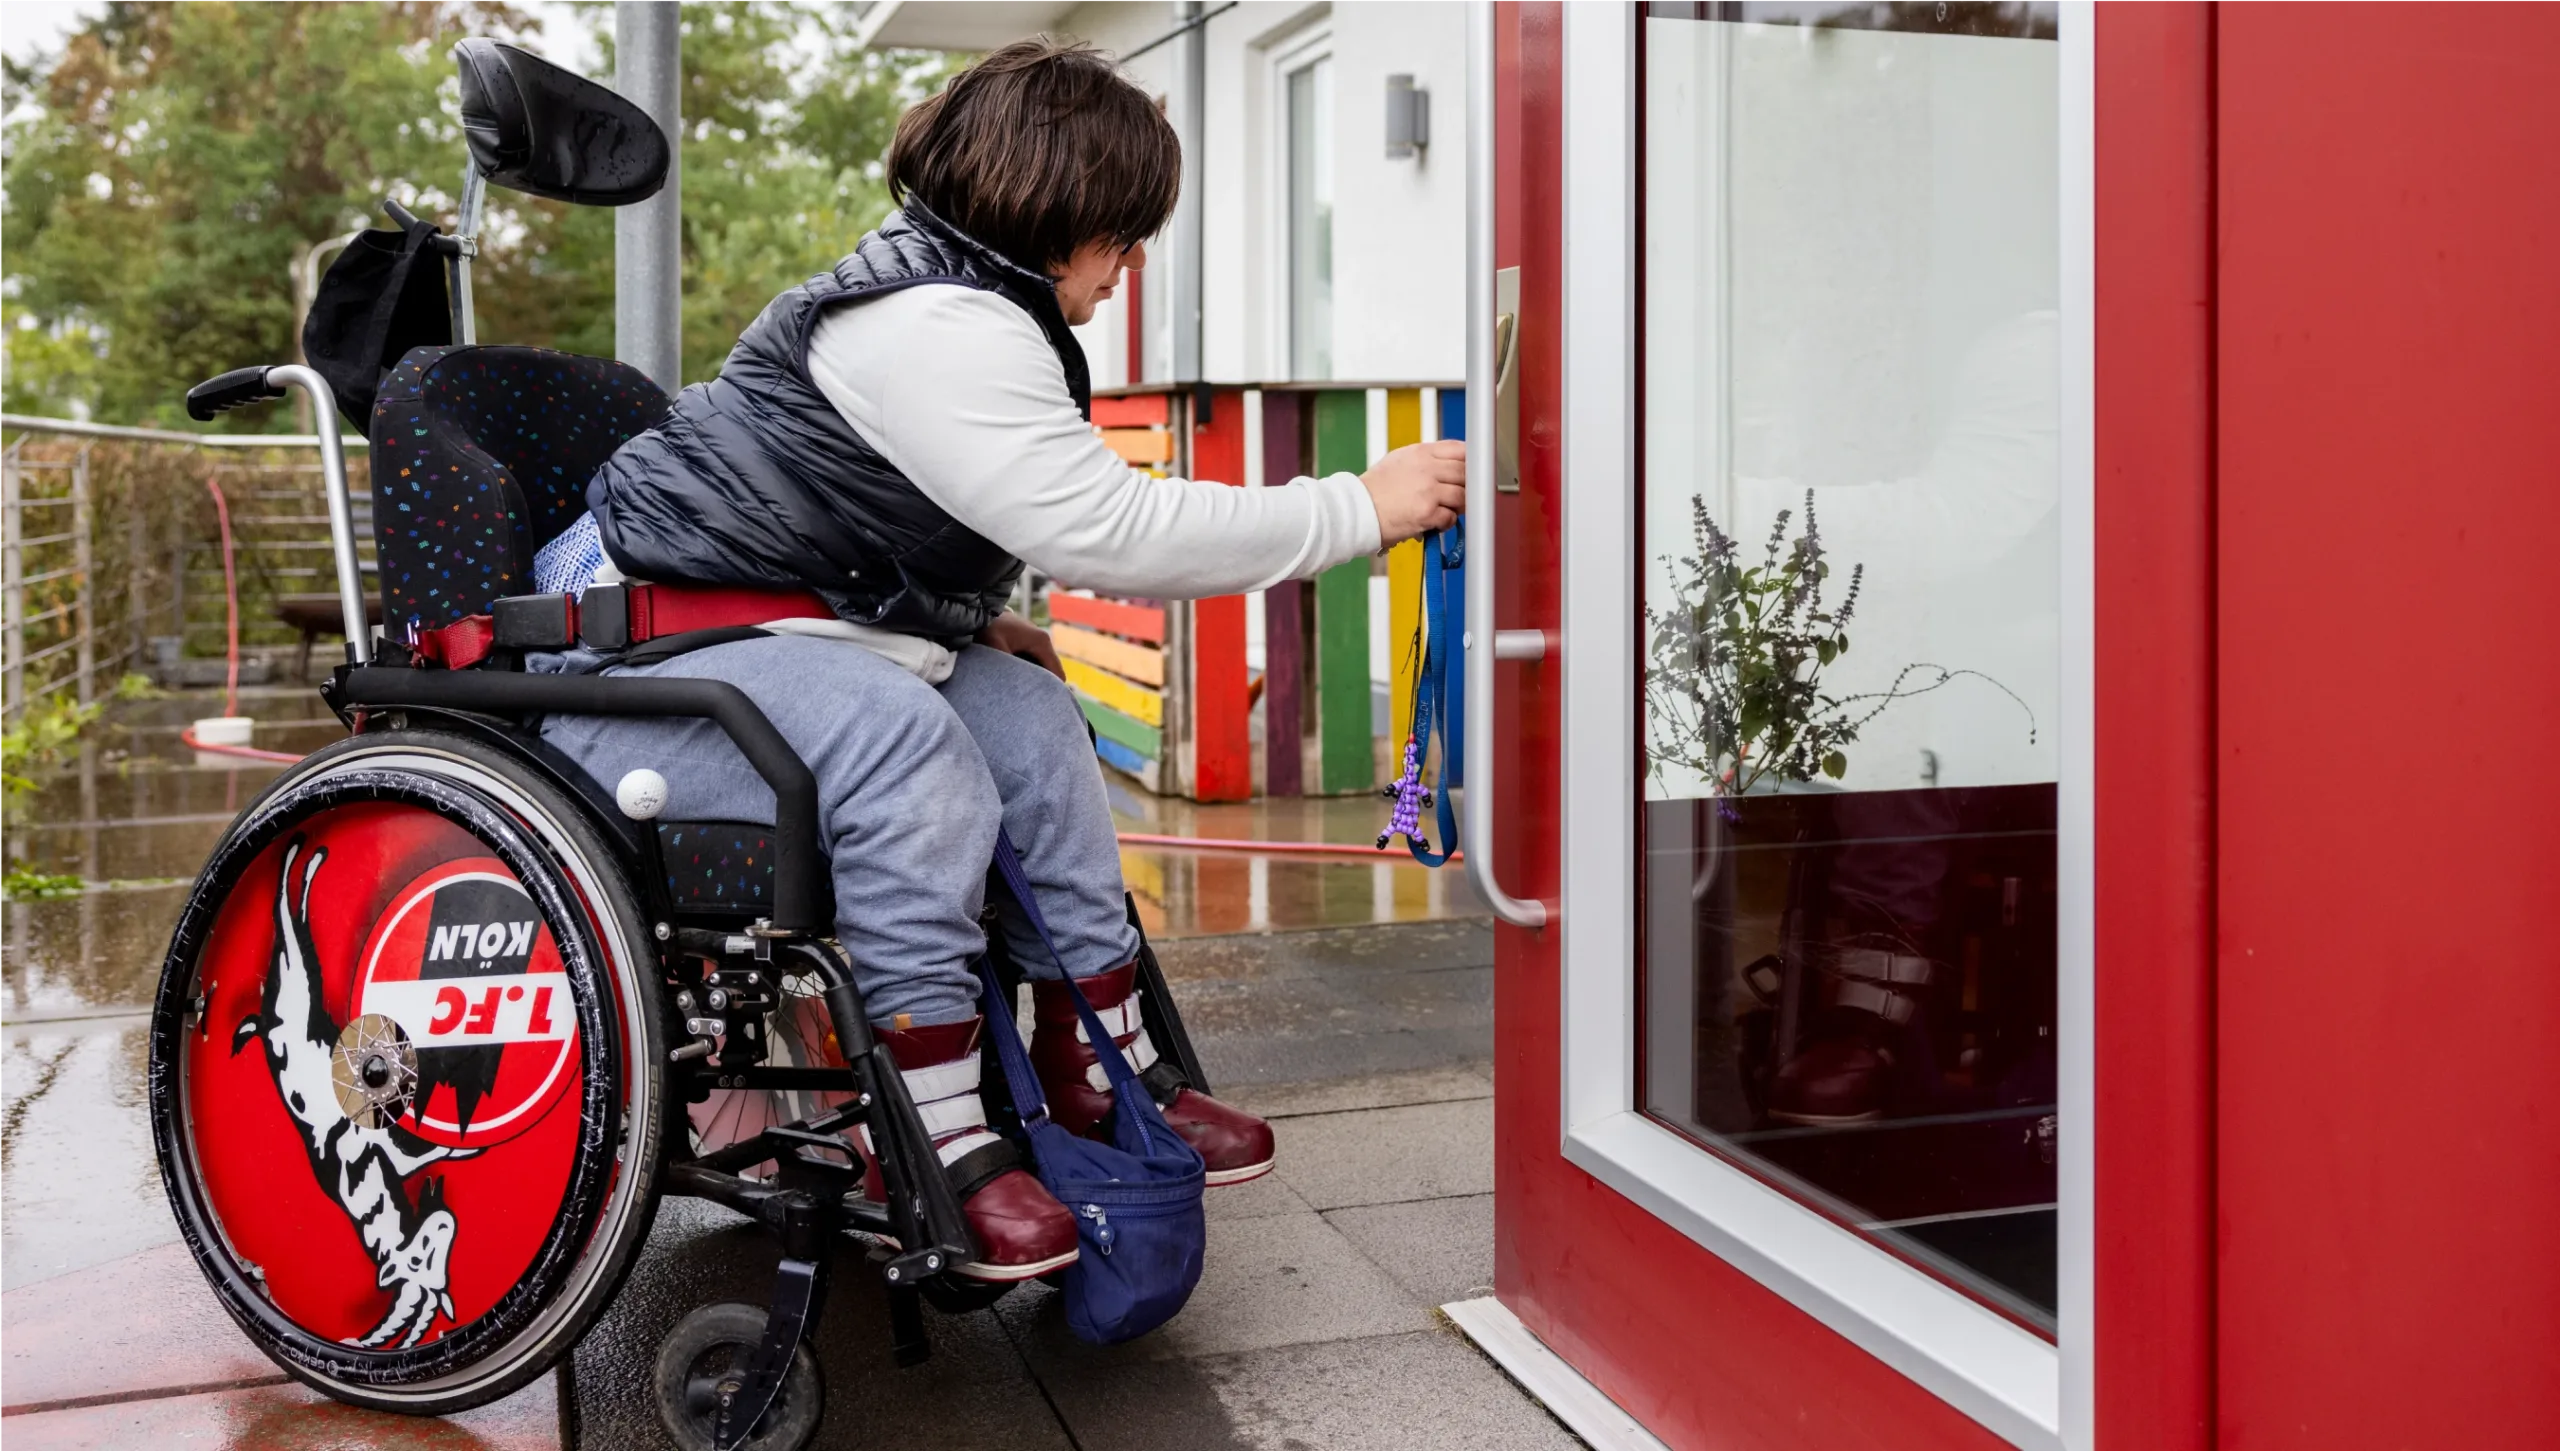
[
  {"xmin": 1272, "ymin": 1098, "xmax": 1496, "ymax": 1211},
  {"xmin": 1221, "ymin": 1063, "xmax": 1493, "ymax": 1122},
  {"xmin": 0, "ymin": 1375, "xmax": 560, "ymax": 1450},
  {"xmin": 1, "ymin": 1241, "xmax": 281, "ymax": 1413},
  {"xmin": 1325, "ymin": 1194, "xmax": 1499, "ymax": 1308},
  {"xmin": 1149, "ymin": 919, "xmax": 1493, "ymax": 986},
  {"xmin": 1001, "ymin": 1209, "xmax": 1431, "ymax": 1371},
  {"xmin": 1205, "ymin": 1170, "xmax": 1316, "ymax": 1223},
  {"xmin": 1042, "ymin": 1328, "xmax": 1586, "ymax": 1451},
  {"xmin": 1175, "ymin": 970, "xmax": 1492, "ymax": 1090}
]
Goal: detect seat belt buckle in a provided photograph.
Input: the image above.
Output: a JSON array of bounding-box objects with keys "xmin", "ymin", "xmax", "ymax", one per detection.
[
  {"xmin": 490, "ymin": 592, "xmax": 578, "ymax": 651},
  {"xmin": 577, "ymin": 583, "xmax": 630, "ymax": 649}
]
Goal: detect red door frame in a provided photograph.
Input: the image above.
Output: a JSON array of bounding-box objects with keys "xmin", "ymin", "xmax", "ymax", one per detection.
[{"xmin": 1490, "ymin": 6, "xmax": 2219, "ymax": 1447}]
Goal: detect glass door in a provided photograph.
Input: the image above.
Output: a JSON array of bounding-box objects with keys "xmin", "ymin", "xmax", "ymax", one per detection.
[{"xmin": 1637, "ymin": 2, "xmax": 2065, "ymax": 1334}]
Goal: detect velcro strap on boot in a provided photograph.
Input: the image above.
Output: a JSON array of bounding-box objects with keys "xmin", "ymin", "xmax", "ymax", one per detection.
[
  {"xmin": 897, "ymin": 1044, "xmax": 1000, "ymax": 1147},
  {"xmin": 1835, "ymin": 948, "xmax": 1934, "ymax": 987},
  {"xmin": 1139, "ymin": 1056, "xmax": 1193, "ymax": 1108},
  {"xmin": 1071, "ymin": 996, "xmax": 1145, "ymax": 1043},
  {"xmin": 902, "ymin": 1055, "xmax": 985, "ymax": 1105},
  {"xmin": 918, "ymin": 1094, "xmax": 992, "ymax": 1139},
  {"xmin": 1084, "ymin": 1027, "xmax": 1159, "ymax": 1092},
  {"xmin": 1830, "ymin": 977, "xmax": 1921, "ymax": 1025},
  {"xmin": 941, "ymin": 1136, "xmax": 1025, "ymax": 1202}
]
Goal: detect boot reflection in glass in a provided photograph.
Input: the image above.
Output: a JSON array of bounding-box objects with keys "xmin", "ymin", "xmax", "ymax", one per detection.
[{"xmin": 1765, "ymin": 789, "xmax": 1957, "ymax": 1126}]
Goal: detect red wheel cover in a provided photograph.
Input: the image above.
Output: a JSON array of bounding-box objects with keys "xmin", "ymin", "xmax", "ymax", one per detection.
[{"xmin": 183, "ymin": 800, "xmax": 587, "ymax": 1352}]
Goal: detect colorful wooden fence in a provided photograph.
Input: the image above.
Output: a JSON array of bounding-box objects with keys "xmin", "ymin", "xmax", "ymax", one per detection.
[{"xmin": 1052, "ymin": 382, "xmax": 1461, "ymax": 801}]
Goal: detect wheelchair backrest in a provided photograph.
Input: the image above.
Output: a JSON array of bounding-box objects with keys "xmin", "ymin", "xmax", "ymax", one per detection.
[{"xmin": 371, "ymin": 345, "xmax": 670, "ymax": 634}]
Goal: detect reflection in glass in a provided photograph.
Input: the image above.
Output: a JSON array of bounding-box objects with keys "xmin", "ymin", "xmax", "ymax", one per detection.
[
  {"xmin": 1287, "ymin": 55, "xmax": 1335, "ymax": 380},
  {"xmin": 1645, "ymin": 3, "xmax": 2056, "ymax": 40},
  {"xmin": 1638, "ymin": 11, "xmax": 2061, "ymax": 1331}
]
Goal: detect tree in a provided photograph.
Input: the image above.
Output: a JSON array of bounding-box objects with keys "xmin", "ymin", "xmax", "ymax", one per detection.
[{"xmin": 4, "ymin": 2, "xmax": 959, "ymax": 425}]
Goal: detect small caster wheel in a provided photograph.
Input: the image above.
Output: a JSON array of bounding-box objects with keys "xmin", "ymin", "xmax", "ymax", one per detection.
[{"xmin": 653, "ymin": 1302, "xmax": 823, "ymax": 1451}]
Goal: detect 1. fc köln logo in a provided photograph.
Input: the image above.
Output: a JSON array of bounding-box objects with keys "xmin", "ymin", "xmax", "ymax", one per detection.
[{"xmin": 354, "ymin": 859, "xmax": 579, "ymax": 1150}]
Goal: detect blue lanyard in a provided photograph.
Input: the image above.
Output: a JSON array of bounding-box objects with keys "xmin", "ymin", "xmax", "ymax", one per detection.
[{"xmin": 1379, "ymin": 527, "xmax": 1465, "ymax": 868}]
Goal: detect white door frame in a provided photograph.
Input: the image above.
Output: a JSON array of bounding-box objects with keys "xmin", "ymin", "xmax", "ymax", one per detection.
[{"xmin": 1550, "ymin": 5, "xmax": 2096, "ymax": 1447}]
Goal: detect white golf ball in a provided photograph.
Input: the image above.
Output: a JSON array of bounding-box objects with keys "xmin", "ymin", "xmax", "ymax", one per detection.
[{"xmin": 616, "ymin": 768, "xmax": 670, "ymax": 820}]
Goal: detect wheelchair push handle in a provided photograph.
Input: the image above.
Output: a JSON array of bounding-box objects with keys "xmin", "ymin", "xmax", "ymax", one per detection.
[
  {"xmin": 183, "ymin": 364, "xmax": 372, "ymax": 667},
  {"xmin": 185, "ymin": 366, "xmax": 289, "ymax": 422}
]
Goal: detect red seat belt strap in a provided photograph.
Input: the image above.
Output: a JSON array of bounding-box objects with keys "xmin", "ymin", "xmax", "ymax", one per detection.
[
  {"xmin": 416, "ymin": 614, "xmax": 498, "ymax": 669},
  {"xmin": 624, "ymin": 583, "xmax": 835, "ymax": 640},
  {"xmin": 414, "ymin": 583, "xmax": 835, "ymax": 669}
]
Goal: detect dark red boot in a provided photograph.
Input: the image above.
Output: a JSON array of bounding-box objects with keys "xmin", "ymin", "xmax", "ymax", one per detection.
[
  {"xmin": 868, "ymin": 1017, "xmax": 1078, "ymax": 1281},
  {"xmin": 1029, "ymin": 965, "xmax": 1276, "ymax": 1186}
]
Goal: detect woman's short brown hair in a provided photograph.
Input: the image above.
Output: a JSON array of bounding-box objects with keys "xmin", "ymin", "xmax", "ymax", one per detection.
[{"xmin": 887, "ymin": 38, "xmax": 1180, "ymax": 275}]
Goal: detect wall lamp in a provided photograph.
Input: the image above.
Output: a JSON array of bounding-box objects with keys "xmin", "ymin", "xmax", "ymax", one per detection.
[{"xmin": 1386, "ymin": 73, "xmax": 1430, "ymax": 158}]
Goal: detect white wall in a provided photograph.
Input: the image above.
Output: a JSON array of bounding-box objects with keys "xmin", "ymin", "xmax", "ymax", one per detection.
[{"xmin": 1056, "ymin": 1, "xmax": 1465, "ymax": 389}]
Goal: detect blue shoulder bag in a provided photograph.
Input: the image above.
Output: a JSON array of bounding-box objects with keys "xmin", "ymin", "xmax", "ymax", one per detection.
[{"xmin": 978, "ymin": 830, "xmax": 1206, "ymax": 1344}]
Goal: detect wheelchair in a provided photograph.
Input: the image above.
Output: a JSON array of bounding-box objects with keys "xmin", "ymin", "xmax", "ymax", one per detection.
[{"xmin": 145, "ymin": 39, "xmax": 1209, "ymax": 1451}]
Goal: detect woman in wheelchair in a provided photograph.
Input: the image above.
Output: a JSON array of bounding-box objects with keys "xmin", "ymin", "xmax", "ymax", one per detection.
[
  {"xmin": 154, "ymin": 36, "xmax": 1465, "ymax": 1443},
  {"xmin": 531, "ymin": 39, "xmax": 1466, "ymax": 1283}
]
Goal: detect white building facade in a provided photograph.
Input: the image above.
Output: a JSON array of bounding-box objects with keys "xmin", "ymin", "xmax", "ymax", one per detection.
[{"xmin": 856, "ymin": 2, "xmax": 1469, "ymax": 391}]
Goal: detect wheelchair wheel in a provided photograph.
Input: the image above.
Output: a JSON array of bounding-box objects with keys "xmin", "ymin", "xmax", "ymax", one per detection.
[
  {"xmin": 150, "ymin": 728, "xmax": 670, "ymax": 1414},
  {"xmin": 653, "ymin": 1301, "xmax": 823, "ymax": 1451}
]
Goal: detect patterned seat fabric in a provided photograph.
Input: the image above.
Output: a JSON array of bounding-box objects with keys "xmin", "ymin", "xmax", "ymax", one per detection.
[
  {"xmin": 370, "ymin": 345, "xmax": 670, "ymax": 636},
  {"xmin": 656, "ymin": 821, "xmax": 777, "ymax": 914}
]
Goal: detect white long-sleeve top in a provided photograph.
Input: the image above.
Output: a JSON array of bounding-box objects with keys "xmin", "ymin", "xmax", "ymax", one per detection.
[
  {"xmin": 814, "ymin": 285, "xmax": 1380, "ymax": 593},
  {"xmin": 765, "ymin": 282, "xmax": 1381, "ymax": 680},
  {"xmin": 561, "ymin": 282, "xmax": 1383, "ymax": 680}
]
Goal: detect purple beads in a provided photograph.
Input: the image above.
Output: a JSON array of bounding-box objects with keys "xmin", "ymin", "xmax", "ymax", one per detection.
[{"xmin": 1376, "ymin": 735, "xmax": 1433, "ymax": 853}]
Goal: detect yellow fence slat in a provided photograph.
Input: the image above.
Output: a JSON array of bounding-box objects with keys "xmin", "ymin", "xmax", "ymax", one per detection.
[
  {"xmin": 1385, "ymin": 388, "xmax": 1425, "ymax": 747},
  {"xmin": 1052, "ymin": 623, "xmax": 1165, "ymax": 685},
  {"xmin": 1063, "ymin": 657, "xmax": 1163, "ymax": 726}
]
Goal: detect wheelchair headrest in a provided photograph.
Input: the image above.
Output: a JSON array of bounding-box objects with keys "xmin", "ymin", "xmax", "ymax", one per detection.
[
  {"xmin": 370, "ymin": 345, "xmax": 671, "ymax": 635},
  {"xmin": 454, "ymin": 39, "xmax": 670, "ymax": 207}
]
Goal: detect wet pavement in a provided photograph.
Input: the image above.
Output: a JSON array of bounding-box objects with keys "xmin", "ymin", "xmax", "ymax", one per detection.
[{"xmin": 1, "ymin": 687, "xmax": 1560, "ymax": 1449}]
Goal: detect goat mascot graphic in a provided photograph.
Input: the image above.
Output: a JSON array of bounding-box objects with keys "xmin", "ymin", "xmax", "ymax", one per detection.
[{"xmin": 234, "ymin": 836, "xmax": 474, "ymax": 1349}]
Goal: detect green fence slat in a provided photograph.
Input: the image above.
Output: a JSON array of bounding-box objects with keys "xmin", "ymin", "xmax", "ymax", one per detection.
[
  {"xmin": 1078, "ymin": 694, "xmax": 1162, "ymax": 760},
  {"xmin": 1311, "ymin": 389, "xmax": 1373, "ymax": 794}
]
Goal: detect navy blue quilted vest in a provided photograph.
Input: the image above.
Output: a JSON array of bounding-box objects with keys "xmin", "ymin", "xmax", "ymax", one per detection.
[{"xmin": 586, "ymin": 206, "xmax": 1091, "ymax": 646}]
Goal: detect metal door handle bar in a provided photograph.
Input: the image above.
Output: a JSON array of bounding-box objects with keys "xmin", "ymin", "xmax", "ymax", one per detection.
[{"xmin": 1464, "ymin": 0, "xmax": 1552, "ymax": 930}]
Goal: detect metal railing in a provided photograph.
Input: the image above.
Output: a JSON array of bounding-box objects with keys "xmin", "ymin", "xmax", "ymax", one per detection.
[{"xmin": 1, "ymin": 416, "xmax": 374, "ymax": 721}]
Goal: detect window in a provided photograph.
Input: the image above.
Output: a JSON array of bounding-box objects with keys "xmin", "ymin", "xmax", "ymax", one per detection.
[
  {"xmin": 1638, "ymin": 1, "xmax": 2063, "ymax": 1335},
  {"xmin": 1284, "ymin": 50, "xmax": 1335, "ymax": 380}
]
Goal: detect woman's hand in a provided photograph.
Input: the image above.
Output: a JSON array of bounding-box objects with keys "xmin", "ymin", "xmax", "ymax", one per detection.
[
  {"xmin": 1359, "ymin": 439, "xmax": 1469, "ymax": 548},
  {"xmin": 978, "ymin": 611, "xmax": 1065, "ymax": 679}
]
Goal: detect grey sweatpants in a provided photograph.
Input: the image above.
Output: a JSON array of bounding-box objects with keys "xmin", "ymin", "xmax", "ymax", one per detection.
[{"xmin": 537, "ymin": 635, "xmax": 1140, "ymax": 1025}]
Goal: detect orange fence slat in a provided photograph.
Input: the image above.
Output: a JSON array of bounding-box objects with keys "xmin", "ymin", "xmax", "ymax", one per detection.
[
  {"xmin": 1101, "ymin": 427, "xmax": 1175, "ymax": 465},
  {"xmin": 1047, "ymin": 590, "xmax": 1166, "ymax": 643}
]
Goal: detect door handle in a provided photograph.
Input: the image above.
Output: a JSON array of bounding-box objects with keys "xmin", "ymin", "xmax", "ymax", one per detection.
[
  {"xmin": 1494, "ymin": 272, "xmax": 1521, "ymax": 494},
  {"xmin": 1464, "ymin": 0, "xmax": 1551, "ymax": 930}
]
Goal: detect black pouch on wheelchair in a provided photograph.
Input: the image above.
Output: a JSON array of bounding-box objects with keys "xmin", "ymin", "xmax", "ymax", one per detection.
[{"xmin": 303, "ymin": 216, "xmax": 453, "ymax": 431}]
